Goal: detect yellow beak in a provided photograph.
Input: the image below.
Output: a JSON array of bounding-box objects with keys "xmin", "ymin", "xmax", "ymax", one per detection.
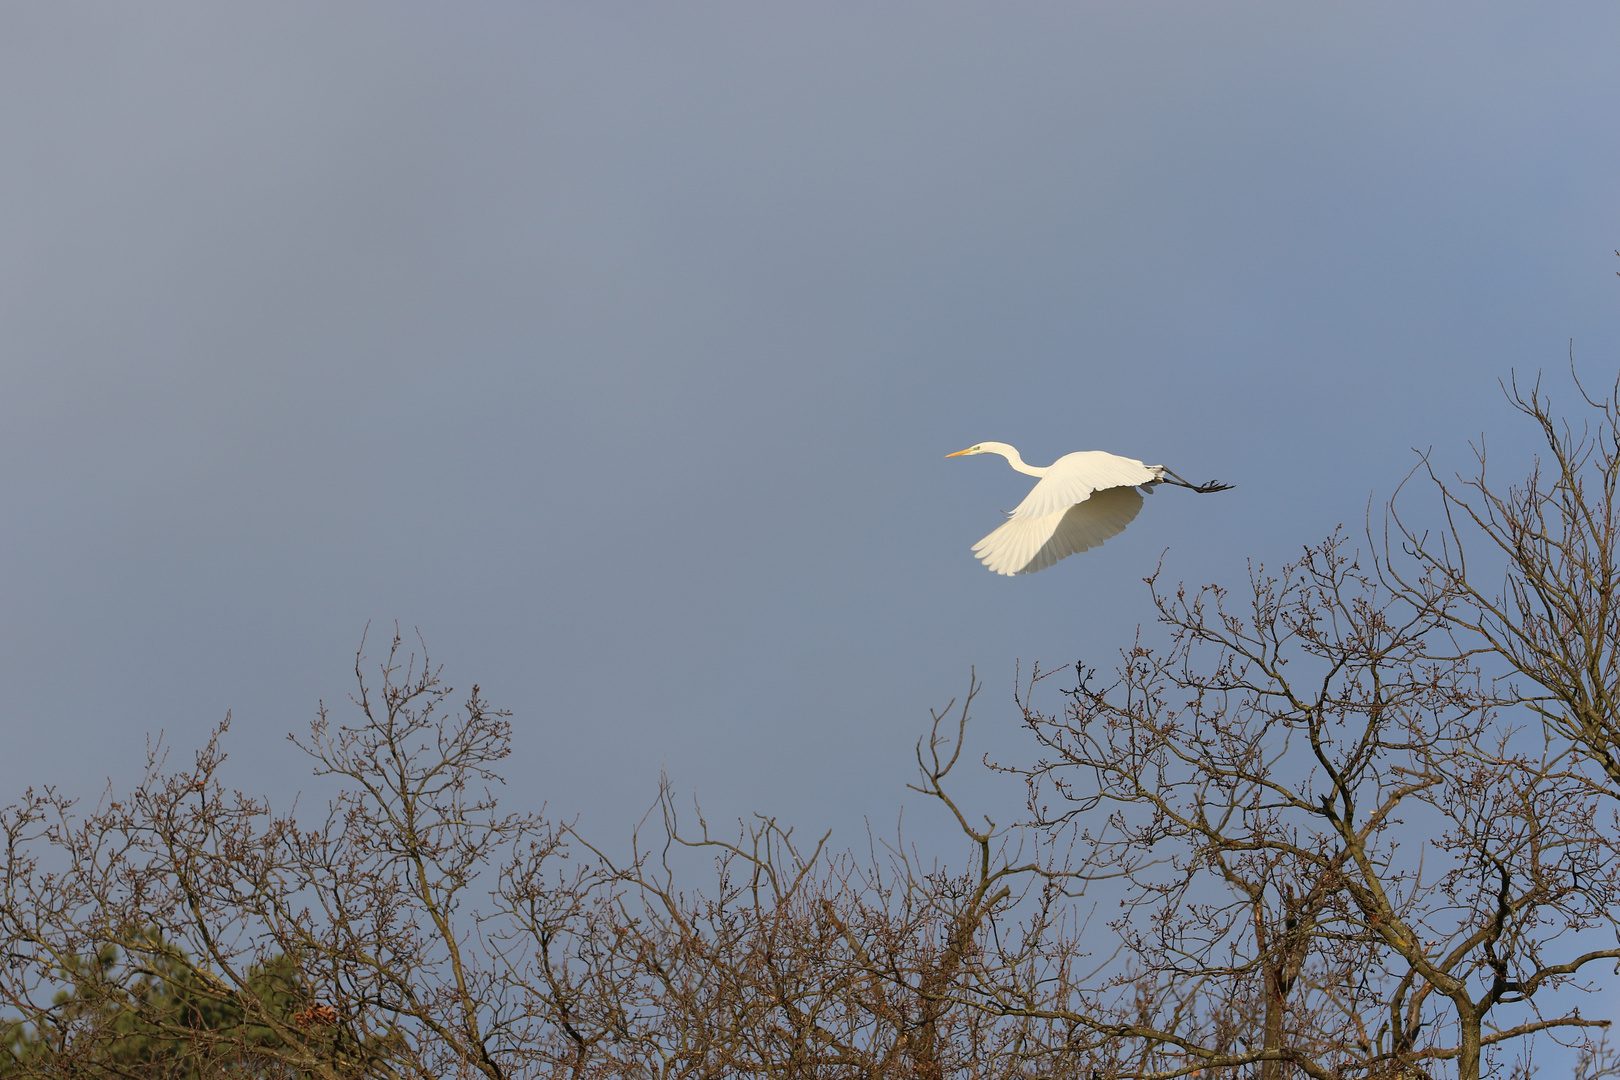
[{"xmin": 945, "ymin": 448, "xmax": 972, "ymax": 457}]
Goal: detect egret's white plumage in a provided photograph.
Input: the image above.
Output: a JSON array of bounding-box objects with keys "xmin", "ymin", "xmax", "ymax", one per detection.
[{"xmin": 947, "ymin": 441, "xmax": 1229, "ymax": 575}]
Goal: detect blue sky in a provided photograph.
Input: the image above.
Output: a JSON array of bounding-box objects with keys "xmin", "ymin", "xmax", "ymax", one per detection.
[{"xmin": 2, "ymin": 4, "xmax": 1618, "ymax": 858}]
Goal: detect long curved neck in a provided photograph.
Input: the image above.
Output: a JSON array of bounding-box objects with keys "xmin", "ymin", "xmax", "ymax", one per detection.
[{"xmin": 985, "ymin": 442, "xmax": 1049, "ymax": 477}]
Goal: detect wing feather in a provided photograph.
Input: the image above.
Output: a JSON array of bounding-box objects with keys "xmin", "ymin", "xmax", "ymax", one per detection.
[
  {"xmin": 1011, "ymin": 451, "xmax": 1162, "ymax": 521},
  {"xmin": 972, "ymin": 486, "xmax": 1145, "ymax": 575}
]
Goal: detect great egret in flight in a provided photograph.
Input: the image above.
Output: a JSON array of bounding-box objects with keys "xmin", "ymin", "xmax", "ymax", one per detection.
[{"xmin": 947, "ymin": 442, "xmax": 1232, "ymax": 575}]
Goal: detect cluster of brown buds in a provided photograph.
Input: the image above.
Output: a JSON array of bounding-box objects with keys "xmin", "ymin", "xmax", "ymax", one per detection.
[{"xmin": 291, "ymin": 1003, "xmax": 340, "ymax": 1028}]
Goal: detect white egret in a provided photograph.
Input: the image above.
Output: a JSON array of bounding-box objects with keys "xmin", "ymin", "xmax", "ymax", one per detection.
[{"xmin": 946, "ymin": 442, "xmax": 1232, "ymax": 575}]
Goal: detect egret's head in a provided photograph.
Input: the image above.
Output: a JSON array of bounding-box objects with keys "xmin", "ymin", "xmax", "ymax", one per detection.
[{"xmin": 946, "ymin": 444, "xmax": 987, "ymax": 458}]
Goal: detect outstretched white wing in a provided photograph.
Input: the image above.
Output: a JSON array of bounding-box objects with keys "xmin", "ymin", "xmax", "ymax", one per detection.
[
  {"xmin": 971, "ymin": 485, "xmax": 1145, "ymax": 575},
  {"xmin": 1010, "ymin": 451, "xmax": 1162, "ymax": 521}
]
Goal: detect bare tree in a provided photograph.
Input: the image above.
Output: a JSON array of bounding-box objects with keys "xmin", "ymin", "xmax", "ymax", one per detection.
[
  {"xmin": 490, "ymin": 680, "xmax": 1080, "ymax": 1080},
  {"xmin": 992, "ymin": 537, "xmax": 1620, "ymax": 1080},
  {"xmin": 0, "ymin": 629, "xmax": 578, "ymax": 1079},
  {"xmin": 1388, "ymin": 366, "xmax": 1620, "ymax": 797},
  {"xmin": 0, "ymin": 630, "xmax": 1073, "ymax": 1080}
]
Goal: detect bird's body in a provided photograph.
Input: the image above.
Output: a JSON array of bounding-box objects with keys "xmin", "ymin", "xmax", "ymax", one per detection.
[{"xmin": 946, "ymin": 441, "xmax": 1229, "ymax": 575}]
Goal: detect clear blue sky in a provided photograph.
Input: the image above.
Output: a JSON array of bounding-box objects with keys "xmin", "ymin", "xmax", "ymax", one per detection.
[{"xmin": 2, "ymin": 5, "xmax": 1617, "ymax": 858}]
